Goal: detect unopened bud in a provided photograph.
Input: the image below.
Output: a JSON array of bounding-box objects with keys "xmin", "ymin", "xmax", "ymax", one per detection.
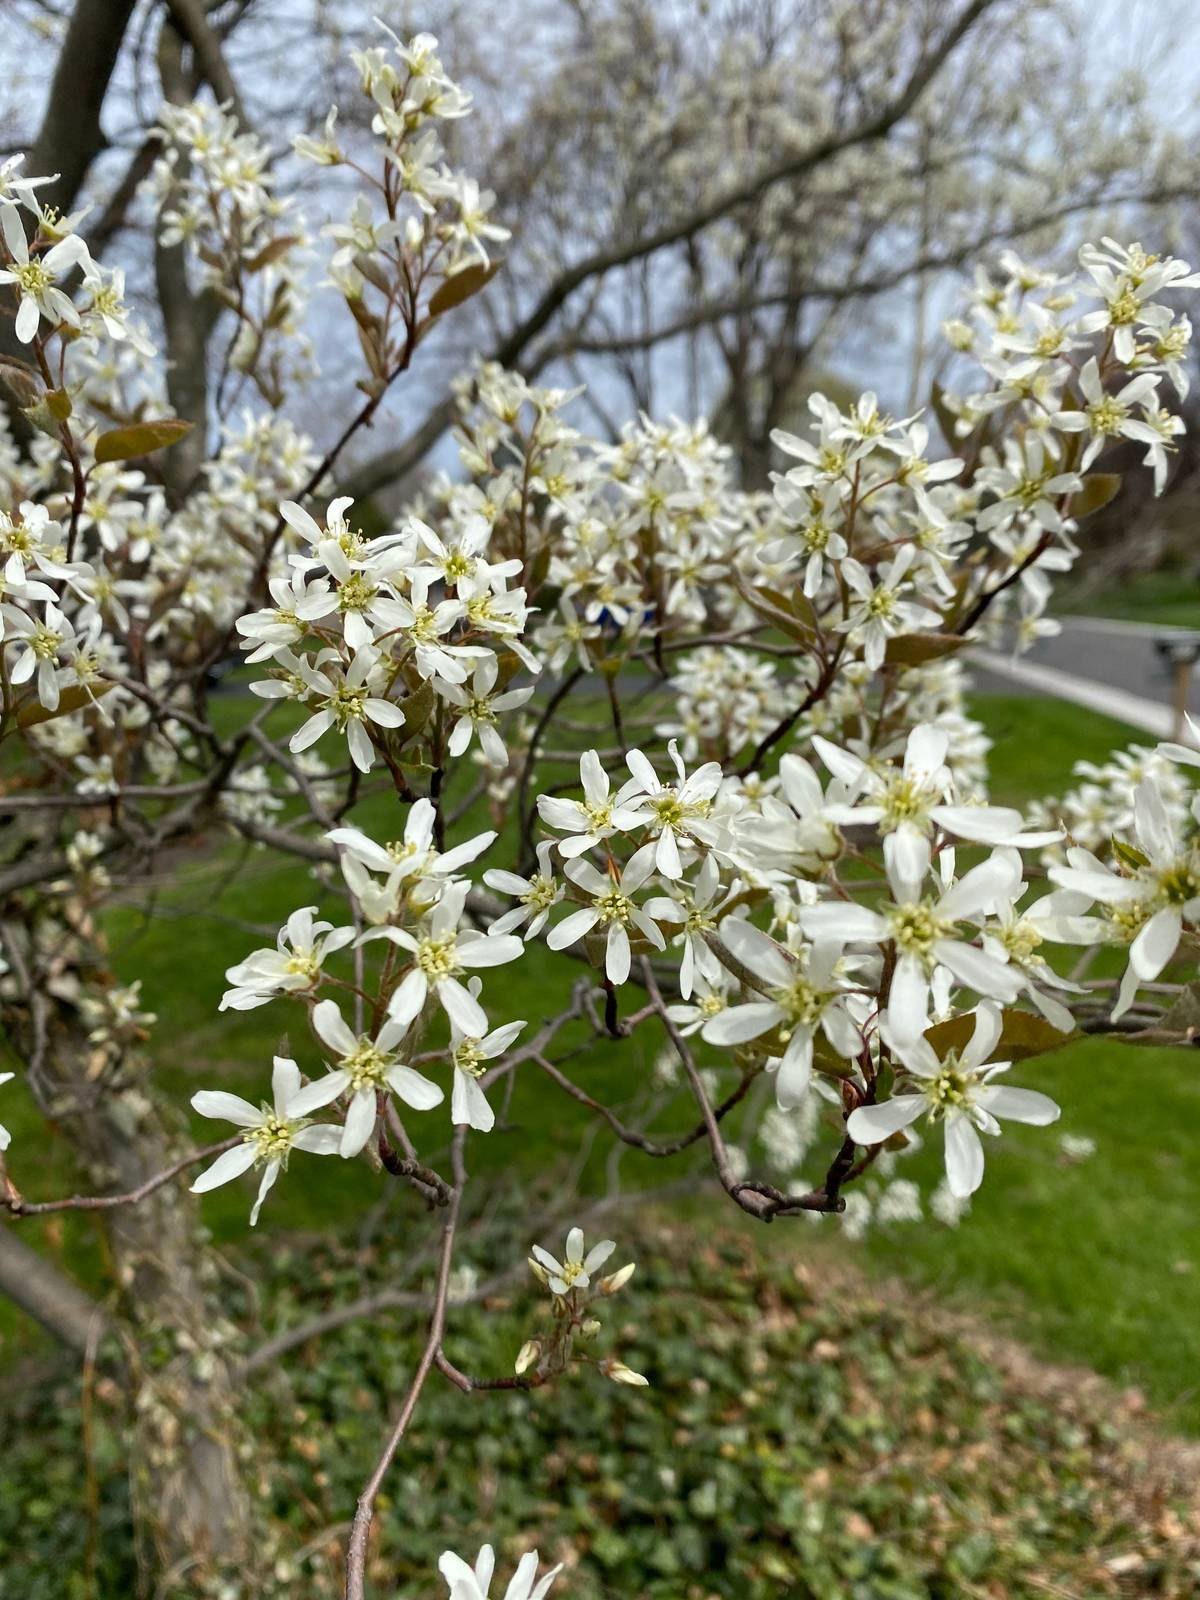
[
  {"xmin": 580, "ymin": 1318, "xmax": 601, "ymax": 1338},
  {"xmin": 602, "ymin": 1358, "xmax": 649, "ymax": 1388},
  {"xmin": 599, "ymin": 1262, "xmax": 636, "ymax": 1295},
  {"xmin": 528, "ymin": 1256, "xmax": 549, "ymax": 1286},
  {"xmin": 515, "ymin": 1339, "xmax": 540, "ymax": 1375}
]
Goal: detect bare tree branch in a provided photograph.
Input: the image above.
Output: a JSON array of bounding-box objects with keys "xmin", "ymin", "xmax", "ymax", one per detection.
[{"xmin": 0, "ymin": 1226, "xmax": 109, "ymax": 1355}]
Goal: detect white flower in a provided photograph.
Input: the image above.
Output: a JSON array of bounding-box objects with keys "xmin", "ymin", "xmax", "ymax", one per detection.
[
  {"xmin": 666, "ymin": 971, "xmax": 734, "ymax": 1036},
  {"xmin": 483, "ymin": 841, "xmax": 563, "ymax": 937},
  {"xmin": 546, "ymin": 843, "xmax": 665, "ymax": 984},
  {"xmin": 0, "ymin": 204, "xmax": 89, "ymax": 342},
  {"xmin": 220, "ymin": 906, "xmax": 355, "ymax": 1010},
  {"xmin": 1054, "ymin": 357, "xmax": 1160, "ymax": 470},
  {"xmin": 1123, "ymin": 403, "xmax": 1185, "ymax": 495},
  {"xmin": 190, "ymin": 1056, "xmax": 341, "ymax": 1224},
  {"xmin": 280, "ymin": 646, "xmax": 405, "ymax": 773},
  {"xmin": 642, "ymin": 852, "xmax": 727, "ymax": 998},
  {"xmin": 846, "ymin": 1004, "xmax": 1059, "ymax": 1197},
  {"xmin": 702, "ymin": 920, "xmax": 857, "ymax": 1107},
  {"xmin": 327, "ymin": 802, "xmax": 494, "ymax": 922},
  {"xmin": 236, "ymin": 569, "xmax": 326, "ymax": 662},
  {"xmin": 800, "ymin": 834, "xmax": 1021, "ymax": 1040},
  {"xmin": 815, "ymin": 722, "xmax": 1058, "ymax": 883},
  {"xmin": 837, "ymin": 546, "xmax": 941, "ymax": 670},
  {"xmin": 286, "ymin": 999, "xmax": 443, "ymax": 1157},
  {"xmin": 448, "ymin": 985, "xmax": 525, "ymax": 1132},
  {"xmin": 1049, "ymin": 776, "xmax": 1200, "ymax": 1018},
  {"xmin": 537, "ymin": 748, "xmax": 647, "ymax": 858},
  {"xmin": 5, "ymin": 598, "xmax": 77, "ymax": 711},
  {"xmin": 436, "ymin": 655, "xmax": 533, "ymax": 767},
  {"xmin": 375, "ymin": 881, "xmax": 524, "ymax": 1034},
  {"xmin": 531, "ymin": 1226, "xmax": 615, "ymax": 1295},
  {"xmin": 438, "ymin": 1545, "xmax": 560, "ymax": 1600},
  {"xmin": 620, "ymin": 739, "xmax": 722, "ymax": 878}
]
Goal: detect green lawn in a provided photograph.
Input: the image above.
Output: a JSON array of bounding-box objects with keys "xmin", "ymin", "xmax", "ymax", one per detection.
[
  {"xmin": 4, "ymin": 689, "xmax": 1200, "ymax": 1432},
  {"xmin": 1062, "ymin": 568, "xmax": 1200, "ymax": 629}
]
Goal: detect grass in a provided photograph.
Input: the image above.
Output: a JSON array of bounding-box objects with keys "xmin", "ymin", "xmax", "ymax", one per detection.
[
  {"xmin": 4, "ymin": 687, "xmax": 1200, "ymax": 1436},
  {"xmin": 1062, "ymin": 568, "xmax": 1200, "ymax": 629}
]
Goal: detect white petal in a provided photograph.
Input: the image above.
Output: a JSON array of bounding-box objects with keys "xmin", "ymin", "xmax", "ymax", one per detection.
[
  {"xmin": 976, "ymin": 1085, "xmax": 1060, "ymax": 1126},
  {"xmin": 190, "ymin": 1143, "xmax": 256, "ymax": 1192},
  {"xmin": 943, "ymin": 1114, "xmax": 985, "ymax": 1198},
  {"xmin": 336, "ymin": 1091, "xmax": 375, "ymax": 1157},
  {"xmin": 846, "ymin": 1096, "xmax": 924, "ymax": 1144},
  {"xmin": 191, "ymin": 1090, "xmax": 261, "ymax": 1127},
  {"xmin": 385, "ymin": 1064, "xmax": 444, "ymax": 1110}
]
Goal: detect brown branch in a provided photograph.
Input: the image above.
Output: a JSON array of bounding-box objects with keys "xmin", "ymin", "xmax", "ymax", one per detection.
[
  {"xmin": 343, "ymin": 1127, "xmax": 465, "ymax": 1600},
  {"xmin": 4, "ymin": 1136, "xmax": 239, "ymax": 1216},
  {"xmin": 162, "ymin": 0, "xmax": 249, "ymax": 126}
]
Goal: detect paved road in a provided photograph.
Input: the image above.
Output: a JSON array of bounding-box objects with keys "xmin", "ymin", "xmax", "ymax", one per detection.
[{"xmin": 971, "ymin": 616, "xmax": 1200, "ymax": 738}]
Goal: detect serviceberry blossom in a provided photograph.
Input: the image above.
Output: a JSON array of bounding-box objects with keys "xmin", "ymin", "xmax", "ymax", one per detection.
[
  {"xmin": 288, "ymin": 1000, "xmax": 443, "ymax": 1157},
  {"xmin": 439, "ymin": 1545, "xmax": 561, "ymax": 1600},
  {"xmin": 483, "ymin": 841, "xmax": 563, "ymax": 937},
  {"xmin": 219, "ymin": 907, "xmax": 355, "ymax": 1010},
  {"xmin": 0, "ymin": 201, "xmax": 89, "ymax": 341},
  {"xmin": 538, "ymin": 748, "xmax": 648, "ymax": 857},
  {"xmin": 547, "ymin": 844, "xmax": 666, "ymax": 984},
  {"xmin": 448, "ymin": 988, "xmax": 526, "ymax": 1132},
  {"xmin": 1050, "ymin": 775, "xmax": 1200, "ymax": 1017},
  {"xmin": 376, "ymin": 881, "xmax": 524, "ymax": 1034},
  {"xmin": 279, "ymin": 646, "xmax": 405, "ymax": 773},
  {"xmin": 531, "ymin": 1227, "xmax": 615, "ymax": 1295},
  {"xmin": 847, "ymin": 1004, "xmax": 1060, "ymax": 1197},
  {"xmin": 621, "ymin": 740, "xmax": 722, "ymax": 877},
  {"xmin": 800, "ymin": 834, "xmax": 1022, "ymax": 1040},
  {"xmin": 703, "ymin": 920, "xmax": 859, "ymax": 1107},
  {"xmin": 437, "ymin": 654, "xmax": 533, "ymax": 766},
  {"xmin": 190, "ymin": 1056, "xmax": 341, "ymax": 1224}
]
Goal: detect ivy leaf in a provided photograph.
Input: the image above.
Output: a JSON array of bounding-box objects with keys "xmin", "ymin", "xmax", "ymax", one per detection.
[{"xmin": 94, "ymin": 418, "xmax": 193, "ymax": 465}]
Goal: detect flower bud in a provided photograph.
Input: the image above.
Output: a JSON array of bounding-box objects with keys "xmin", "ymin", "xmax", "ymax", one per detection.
[
  {"xmin": 599, "ymin": 1262, "xmax": 636, "ymax": 1295},
  {"xmin": 580, "ymin": 1318, "xmax": 601, "ymax": 1339},
  {"xmin": 527, "ymin": 1256, "xmax": 548, "ymax": 1286},
  {"xmin": 601, "ymin": 1358, "xmax": 649, "ymax": 1388},
  {"xmin": 514, "ymin": 1339, "xmax": 540, "ymax": 1375}
]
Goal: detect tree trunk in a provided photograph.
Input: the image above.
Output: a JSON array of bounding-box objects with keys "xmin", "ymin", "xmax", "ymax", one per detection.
[{"xmin": 1, "ymin": 910, "xmax": 263, "ymax": 1591}]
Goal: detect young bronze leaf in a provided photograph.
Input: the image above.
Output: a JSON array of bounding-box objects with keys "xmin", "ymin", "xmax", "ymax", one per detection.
[
  {"xmin": 94, "ymin": 419, "xmax": 194, "ymax": 465},
  {"xmin": 427, "ymin": 260, "xmax": 501, "ymax": 318}
]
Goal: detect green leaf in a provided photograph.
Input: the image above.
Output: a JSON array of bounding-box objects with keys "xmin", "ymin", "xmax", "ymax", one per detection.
[
  {"xmin": 1112, "ymin": 836, "xmax": 1149, "ymax": 870},
  {"xmin": 884, "ymin": 631, "xmax": 969, "ymax": 667},
  {"xmin": 94, "ymin": 418, "xmax": 193, "ymax": 465},
  {"xmin": 427, "ymin": 260, "xmax": 501, "ymax": 318}
]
